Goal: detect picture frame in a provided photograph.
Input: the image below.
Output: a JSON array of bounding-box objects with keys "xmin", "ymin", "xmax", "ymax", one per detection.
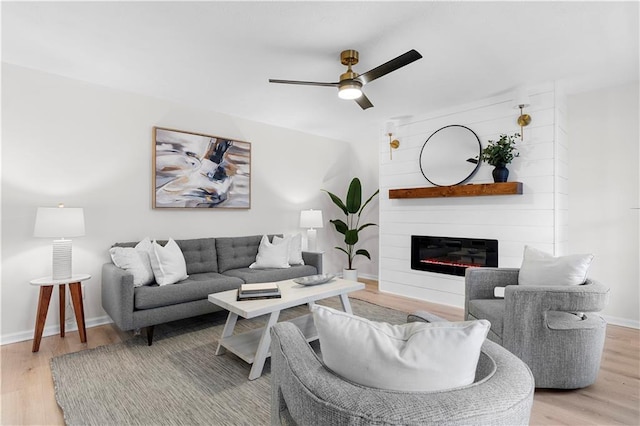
[{"xmin": 153, "ymin": 127, "xmax": 251, "ymax": 209}]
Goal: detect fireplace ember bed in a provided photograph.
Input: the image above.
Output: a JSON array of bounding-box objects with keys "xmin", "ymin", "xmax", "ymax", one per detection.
[{"xmin": 411, "ymin": 235, "xmax": 498, "ymax": 276}]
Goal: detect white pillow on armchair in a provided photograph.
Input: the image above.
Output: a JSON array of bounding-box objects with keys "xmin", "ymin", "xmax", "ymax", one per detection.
[
  {"xmin": 312, "ymin": 305, "xmax": 489, "ymax": 392},
  {"xmin": 518, "ymin": 245, "xmax": 593, "ymax": 286}
]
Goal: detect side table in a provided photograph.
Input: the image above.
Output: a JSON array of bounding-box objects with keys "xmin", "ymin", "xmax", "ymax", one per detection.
[{"xmin": 30, "ymin": 274, "xmax": 91, "ymax": 352}]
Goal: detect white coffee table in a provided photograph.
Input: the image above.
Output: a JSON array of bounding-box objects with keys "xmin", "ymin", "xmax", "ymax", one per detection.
[{"xmin": 208, "ymin": 278, "xmax": 364, "ymax": 380}]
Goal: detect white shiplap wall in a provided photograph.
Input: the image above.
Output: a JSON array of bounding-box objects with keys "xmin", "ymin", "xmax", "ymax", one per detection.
[{"xmin": 379, "ymin": 82, "xmax": 566, "ymax": 308}]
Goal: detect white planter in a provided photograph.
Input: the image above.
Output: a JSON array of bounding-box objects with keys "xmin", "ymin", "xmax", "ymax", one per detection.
[{"xmin": 342, "ymin": 268, "xmax": 358, "ymax": 282}]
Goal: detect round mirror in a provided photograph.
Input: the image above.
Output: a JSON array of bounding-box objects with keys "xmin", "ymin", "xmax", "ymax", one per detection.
[{"xmin": 419, "ymin": 125, "xmax": 481, "ymax": 186}]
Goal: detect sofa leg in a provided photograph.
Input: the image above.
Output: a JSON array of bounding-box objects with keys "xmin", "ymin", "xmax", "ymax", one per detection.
[{"xmin": 146, "ymin": 326, "xmax": 154, "ymax": 346}]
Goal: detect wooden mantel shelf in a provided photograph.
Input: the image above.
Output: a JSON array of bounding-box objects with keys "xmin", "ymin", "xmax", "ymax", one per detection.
[{"xmin": 389, "ymin": 182, "xmax": 523, "ymax": 199}]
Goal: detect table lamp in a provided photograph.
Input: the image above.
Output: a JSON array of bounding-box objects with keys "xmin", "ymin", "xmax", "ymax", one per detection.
[
  {"xmin": 300, "ymin": 209, "xmax": 323, "ymax": 252},
  {"xmin": 34, "ymin": 204, "xmax": 85, "ymax": 280}
]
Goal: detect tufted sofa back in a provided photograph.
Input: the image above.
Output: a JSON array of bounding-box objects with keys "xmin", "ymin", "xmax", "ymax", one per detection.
[
  {"xmin": 113, "ymin": 238, "xmax": 218, "ymax": 275},
  {"xmin": 175, "ymin": 238, "xmax": 218, "ymax": 274},
  {"xmin": 113, "ymin": 235, "xmax": 283, "ymax": 275}
]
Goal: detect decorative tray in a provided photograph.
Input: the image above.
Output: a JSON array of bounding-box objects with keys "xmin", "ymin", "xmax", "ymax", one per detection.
[{"xmin": 293, "ymin": 274, "xmax": 336, "ymax": 286}]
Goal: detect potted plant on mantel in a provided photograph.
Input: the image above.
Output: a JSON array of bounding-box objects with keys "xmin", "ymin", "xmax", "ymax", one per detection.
[
  {"xmin": 480, "ymin": 133, "xmax": 520, "ymax": 182},
  {"xmin": 323, "ymin": 177, "xmax": 379, "ymax": 282}
]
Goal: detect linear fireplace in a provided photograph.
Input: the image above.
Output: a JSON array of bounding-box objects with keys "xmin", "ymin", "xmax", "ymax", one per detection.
[{"xmin": 411, "ymin": 235, "xmax": 498, "ymax": 276}]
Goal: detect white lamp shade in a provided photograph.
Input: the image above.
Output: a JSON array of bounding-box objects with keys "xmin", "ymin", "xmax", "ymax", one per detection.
[
  {"xmin": 384, "ymin": 121, "xmax": 396, "ymax": 134},
  {"xmin": 34, "ymin": 207, "xmax": 85, "ymax": 238},
  {"xmin": 300, "ymin": 209, "xmax": 323, "ymax": 229},
  {"xmin": 514, "ymin": 88, "xmax": 531, "ymax": 108}
]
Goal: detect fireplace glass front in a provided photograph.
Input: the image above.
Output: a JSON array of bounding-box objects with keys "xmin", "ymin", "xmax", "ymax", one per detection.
[{"xmin": 411, "ymin": 235, "xmax": 498, "ymax": 276}]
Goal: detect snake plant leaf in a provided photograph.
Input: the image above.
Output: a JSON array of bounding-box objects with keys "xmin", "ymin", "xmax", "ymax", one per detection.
[
  {"xmin": 359, "ymin": 189, "xmax": 380, "ymax": 215},
  {"xmin": 322, "ymin": 190, "xmax": 348, "ymax": 216},
  {"xmin": 335, "ymin": 247, "xmax": 350, "ymax": 256},
  {"xmin": 344, "ymin": 229, "xmax": 359, "ymax": 245},
  {"xmin": 329, "ymin": 219, "xmax": 348, "ymax": 235},
  {"xmin": 345, "ymin": 178, "xmax": 362, "ymax": 214},
  {"xmin": 357, "ymin": 223, "xmax": 377, "ymax": 232},
  {"xmin": 355, "ymin": 249, "xmax": 371, "ymax": 260}
]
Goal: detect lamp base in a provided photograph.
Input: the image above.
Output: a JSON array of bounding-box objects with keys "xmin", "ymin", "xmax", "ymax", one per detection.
[
  {"xmin": 52, "ymin": 239, "xmax": 72, "ymax": 280},
  {"xmin": 306, "ymin": 228, "xmax": 318, "ymax": 252}
]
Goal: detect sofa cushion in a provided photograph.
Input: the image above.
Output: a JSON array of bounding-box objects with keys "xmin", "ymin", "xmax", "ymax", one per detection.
[
  {"xmin": 312, "ymin": 305, "xmax": 490, "ymax": 392},
  {"xmin": 216, "ymin": 235, "xmax": 270, "ymax": 273},
  {"xmin": 109, "ymin": 237, "xmax": 154, "ymax": 287},
  {"xmin": 223, "ymin": 264, "xmax": 318, "ymax": 283},
  {"xmin": 134, "ymin": 273, "xmax": 243, "ymax": 310},
  {"xmin": 250, "ymin": 235, "xmax": 291, "ymax": 269},
  {"xmin": 274, "ymin": 234, "xmax": 304, "ymax": 265},
  {"xmin": 175, "ymin": 238, "xmax": 218, "ymax": 274},
  {"xmin": 468, "ymin": 299, "xmax": 505, "ymax": 337},
  {"xmin": 148, "ymin": 239, "xmax": 189, "ymax": 286}
]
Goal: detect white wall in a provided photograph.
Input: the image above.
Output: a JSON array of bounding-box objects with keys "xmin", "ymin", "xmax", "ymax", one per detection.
[
  {"xmin": 0, "ymin": 64, "xmax": 360, "ymax": 343},
  {"xmin": 378, "ymin": 82, "xmax": 566, "ymax": 307},
  {"xmin": 568, "ymin": 82, "xmax": 639, "ymax": 327}
]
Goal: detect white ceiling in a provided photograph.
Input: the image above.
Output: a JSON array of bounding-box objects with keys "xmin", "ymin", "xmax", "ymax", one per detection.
[{"xmin": 2, "ymin": 1, "xmax": 638, "ymax": 144}]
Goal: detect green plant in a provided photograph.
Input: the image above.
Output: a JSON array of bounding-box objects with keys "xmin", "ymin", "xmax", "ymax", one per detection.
[
  {"xmin": 480, "ymin": 133, "xmax": 520, "ymax": 167},
  {"xmin": 323, "ymin": 177, "xmax": 379, "ymax": 270}
]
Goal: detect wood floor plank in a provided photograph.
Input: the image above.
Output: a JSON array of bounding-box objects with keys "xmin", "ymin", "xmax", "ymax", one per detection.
[{"xmin": 1, "ymin": 278, "xmax": 638, "ymax": 425}]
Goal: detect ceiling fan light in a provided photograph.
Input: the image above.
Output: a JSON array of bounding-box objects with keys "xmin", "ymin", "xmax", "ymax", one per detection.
[{"xmin": 338, "ymin": 81, "xmax": 362, "ymax": 100}]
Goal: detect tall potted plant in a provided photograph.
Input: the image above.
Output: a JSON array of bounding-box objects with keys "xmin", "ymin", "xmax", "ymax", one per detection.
[
  {"xmin": 323, "ymin": 177, "xmax": 379, "ymax": 281},
  {"xmin": 480, "ymin": 133, "xmax": 520, "ymax": 182}
]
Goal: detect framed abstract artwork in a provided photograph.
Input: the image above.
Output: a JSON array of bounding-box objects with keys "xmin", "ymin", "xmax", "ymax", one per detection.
[{"xmin": 153, "ymin": 127, "xmax": 251, "ymax": 208}]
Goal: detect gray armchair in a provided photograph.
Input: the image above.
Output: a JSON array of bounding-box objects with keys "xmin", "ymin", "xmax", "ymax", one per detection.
[
  {"xmin": 270, "ymin": 311, "xmax": 534, "ymax": 426},
  {"xmin": 465, "ymin": 267, "xmax": 609, "ymax": 389}
]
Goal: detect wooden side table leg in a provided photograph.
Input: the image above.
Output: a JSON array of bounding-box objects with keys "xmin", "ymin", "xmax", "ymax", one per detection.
[
  {"xmin": 59, "ymin": 284, "xmax": 66, "ymax": 338},
  {"xmin": 32, "ymin": 286, "xmax": 54, "ymax": 352},
  {"xmin": 69, "ymin": 282, "xmax": 87, "ymax": 343}
]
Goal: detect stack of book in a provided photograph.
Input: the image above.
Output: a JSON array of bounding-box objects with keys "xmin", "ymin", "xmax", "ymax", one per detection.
[{"xmin": 237, "ymin": 282, "xmax": 282, "ymax": 301}]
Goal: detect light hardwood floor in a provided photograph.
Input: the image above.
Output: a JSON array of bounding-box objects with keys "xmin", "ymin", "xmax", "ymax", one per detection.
[{"xmin": 1, "ymin": 279, "xmax": 638, "ymax": 425}]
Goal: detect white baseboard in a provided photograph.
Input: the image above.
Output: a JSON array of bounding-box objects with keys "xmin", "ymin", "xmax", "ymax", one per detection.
[
  {"xmin": 602, "ymin": 314, "xmax": 640, "ymax": 329},
  {"xmin": 346, "ymin": 272, "xmax": 378, "ymax": 281},
  {"xmin": 0, "ymin": 315, "xmax": 113, "ymax": 346}
]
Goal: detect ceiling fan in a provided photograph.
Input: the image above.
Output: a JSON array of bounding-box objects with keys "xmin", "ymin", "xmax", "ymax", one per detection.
[{"xmin": 269, "ymin": 49, "xmax": 422, "ymax": 110}]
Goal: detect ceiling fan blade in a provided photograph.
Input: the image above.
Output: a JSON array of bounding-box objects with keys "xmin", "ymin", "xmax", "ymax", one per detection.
[
  {"xmin": 268, "ymin": 79, "xmax": 339, "ymax": 88},
  {"xmin": 357, "ymin": 49, "xmax": 422, "ymax": 85},
  {"xmin": 354, "ymin": 92, "xmax": 374, "ymax": 110}
]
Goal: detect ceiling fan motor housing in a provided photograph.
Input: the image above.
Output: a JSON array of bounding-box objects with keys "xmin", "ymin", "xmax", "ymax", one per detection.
[{"xmin": 340, "ymin": 49, "xmax": 359, "ymax": 66}]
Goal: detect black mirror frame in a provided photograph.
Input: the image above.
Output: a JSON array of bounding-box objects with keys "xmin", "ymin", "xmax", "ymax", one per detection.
[{"xmin": 419, "ymin": 124, "xmax": 482, "ymax": 187}]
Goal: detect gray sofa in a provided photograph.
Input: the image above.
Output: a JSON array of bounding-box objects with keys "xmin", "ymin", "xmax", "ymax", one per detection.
[
  {"xmin": 102, "ymin": 235, "xmax": 322, "ymax": 345},
  {"xmin": 270, "ymin": 311, "xmax": 534, "ymax": 425}
]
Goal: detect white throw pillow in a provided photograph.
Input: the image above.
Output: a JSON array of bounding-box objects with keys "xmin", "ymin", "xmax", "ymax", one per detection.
[
  {"xmin": 109, "ymin": 237, "xmax": 155, "ymax": 287},
  {"xmin": 148, "ymin": 238, "xmax": 188, "ymax": 286},
  {"xmin": 311, "ymin": 305, "xmax": 490, "ymax": 392},
  {"xmin": 518, "ymin": 245, "xmax": 593, "ymax": 286},
  {"xmin": 273, "ymin": 234, "xmax": 304, "ymax": 265},
  {"xmin": 249, "ymin": 235, "xmax": 291, "ymax": 269}
]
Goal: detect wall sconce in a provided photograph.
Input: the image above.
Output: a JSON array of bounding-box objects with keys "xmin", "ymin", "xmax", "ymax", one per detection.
[
  {"xmin": 385, "ymin": 122, "xmax": 400, "ymax": 160},
  {"xmin": 514, "ymin": 89, "xmax": 532, "ymax": 141}
]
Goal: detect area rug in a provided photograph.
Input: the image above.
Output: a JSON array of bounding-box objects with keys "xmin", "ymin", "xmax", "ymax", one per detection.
[{"xmin": 50, "ymin": 297, "xmax": 408, "ymax": 425}]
